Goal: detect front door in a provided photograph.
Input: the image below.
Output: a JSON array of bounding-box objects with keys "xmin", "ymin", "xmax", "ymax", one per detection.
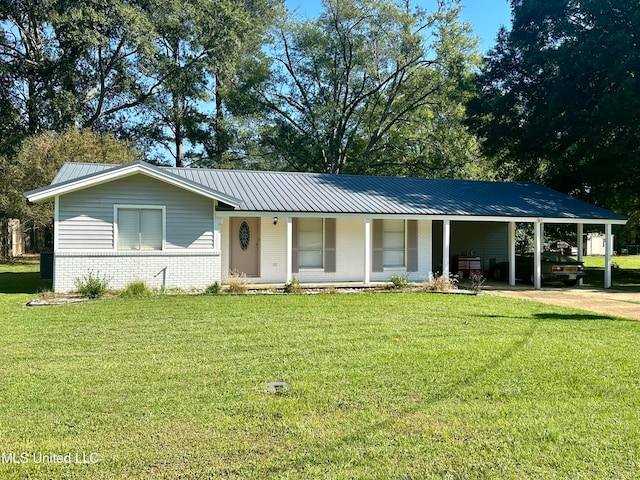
[{"xmin": 230, "ymin": 217, "xmax": 260, "ymax": 277}]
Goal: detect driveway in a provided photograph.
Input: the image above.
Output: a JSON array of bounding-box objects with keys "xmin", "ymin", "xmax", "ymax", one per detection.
[{"xmin": 484, "ymin": 283, "xmax": 640, "ymax": 321}]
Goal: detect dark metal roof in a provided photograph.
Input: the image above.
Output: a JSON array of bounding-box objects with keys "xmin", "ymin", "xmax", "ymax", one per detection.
[{"xmin": 47, "ymin": 161, "xmax": 626, "ymax": 221}]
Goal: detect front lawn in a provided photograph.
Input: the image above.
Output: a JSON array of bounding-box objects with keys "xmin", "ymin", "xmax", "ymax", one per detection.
[{"xmin": 1, "ymin": 285, "xmax": 639, "ymax": 478}]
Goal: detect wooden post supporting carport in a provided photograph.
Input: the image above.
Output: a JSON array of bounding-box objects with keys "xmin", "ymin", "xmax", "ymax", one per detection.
[
  {"xmin": 509, "ymin": 221, "xmax": 516, "ymax": 286},
  {"xmin": 442, "ymin": 219, "xmax": 451, "ymax": 277},
  {"xmin": 604, "ymin": 223, "xmax": 613, "ymax": 289},
  {"xmin": 577, "ymin": 223, "xmax": 584, "ymax": 286},
  {"xmin": 533, "ymin": 219, "xmax": 543, "ymax": 289},
  {"xmin": 364, "ymin": 218, "xmax": 371, "ymax": 286}
]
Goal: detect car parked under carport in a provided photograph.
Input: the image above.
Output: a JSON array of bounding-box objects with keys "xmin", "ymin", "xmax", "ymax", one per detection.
[{"xmin": 492, "ymin": 252, "xmax": 586, "ymax": 286}]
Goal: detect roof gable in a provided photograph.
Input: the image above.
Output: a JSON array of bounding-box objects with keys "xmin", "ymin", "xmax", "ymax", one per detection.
[{"xmin": 25, "ymin": 161, "xmax": 244, "ymax": 208}]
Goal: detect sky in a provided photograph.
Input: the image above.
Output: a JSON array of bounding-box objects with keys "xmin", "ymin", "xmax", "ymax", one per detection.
[{"xmin": 284, "ymin": 0, "xmax": 512, "ymax": 54}]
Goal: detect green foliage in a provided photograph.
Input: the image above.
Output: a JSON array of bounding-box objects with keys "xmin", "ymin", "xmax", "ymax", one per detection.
[
  {"xmin": 0, "ymin": 129, "xmax": 135, "ymax": 225},
  {"xmin": 120, "ymin": 281, "xmax": 153, "ymax": 298},
  {"xmin": 388, "ymin": 273, "xmax": 411, "ymax": 290},
  {"xmin": 283, "ymin": 276, "xmax": 303, "ymax": 294},
  {"xmin": 134, "ymin": 0, "xmax": 282, "ymax": 166},
  {"xmin": 470, "ymin": 0, "xmax": 640, "ymax": 237},
  {"xmin": 0, "ymin": 0, "xmax": 282, "ymax": 166},
  {"xmin": 0, "ymin": 0, "xmax": 158, "ymax": 139},
  {"xmin": 74, "ymin": 271, "xmax": 110, "ymax": 298},
  {"xmin": 255, "ymin": 0, "xmax": 481, "ymax": 176},
  {"xmin": 204, "ymin": 281, "xmax": 222, "ymax": 295}
]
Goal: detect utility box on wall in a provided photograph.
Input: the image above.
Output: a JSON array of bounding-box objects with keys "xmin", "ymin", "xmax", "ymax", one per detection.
[{"xmin": 40, "ymin": 251, "xmax": 53, "ymax": 279}]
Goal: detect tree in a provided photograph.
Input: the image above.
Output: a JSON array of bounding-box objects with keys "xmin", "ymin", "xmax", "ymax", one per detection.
[
  {"xmin": 1, "ymin": 0, "xmax": 61, "ymax": 135},
  {"xmin": 0, "ymin": 0, "xmax": 160, "ymax": 137},
  {"xmin": 137, "ymin": 0, "xmax": 283, "ymax": 167},
  {"xmin": 0, "ymin": 129, "xmax": 137, "ymax": 229},
  {"xmin": 469, "ymin": 0, "xmax": 640, "ymax": 231},
  {"xmin": 1, "ymin": 0, "xmax": 282, "ymax": 167},
  {"xmin": 249, "ymin": 0, "xmax": 481, "ymax": 176}
]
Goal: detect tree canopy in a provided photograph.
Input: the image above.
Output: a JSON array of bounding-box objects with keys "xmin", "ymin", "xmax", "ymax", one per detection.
[
  {"xmin": 469, "ymin": 0, "xmax": 640, "ymax": 233},
  {"xmin": 250, "ymin": 0, "xmax": 483, "ymax": 176},
  {"xmin": 0, "ymin": 0, "xmax": 281, "ymax": 166},
  {"xmin": 4, "ymin": 0, "xmax": 639, "ymax": 246},
  {"xmin": 0, "ymin": 129, "xmax": 136, "ymax": 228}
]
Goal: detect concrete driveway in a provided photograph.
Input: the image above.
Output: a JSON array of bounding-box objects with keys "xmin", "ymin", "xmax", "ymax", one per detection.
[{"xmin": 484, "ymin": 282, "xmax": 640, "ymax": 321}]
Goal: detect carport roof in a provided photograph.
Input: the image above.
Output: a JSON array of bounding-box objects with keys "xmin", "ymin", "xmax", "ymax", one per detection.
[{"xmin": 28, "ymin": 161, "xmax": 627, "ymax": 222}]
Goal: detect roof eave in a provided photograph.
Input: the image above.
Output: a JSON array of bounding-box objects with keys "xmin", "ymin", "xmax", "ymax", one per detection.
[{"xmin": 221, "ymin": 210, "xmax": 628, "ymax": 224}]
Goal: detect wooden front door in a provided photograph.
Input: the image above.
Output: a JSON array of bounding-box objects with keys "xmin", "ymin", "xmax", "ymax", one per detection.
[{"xmin": 230, "ymin": 217, "xmax": 260, "ymax": 277}]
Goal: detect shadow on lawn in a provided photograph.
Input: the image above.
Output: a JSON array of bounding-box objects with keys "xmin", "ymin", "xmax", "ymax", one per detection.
[
  {"xmin": 534, "ymin": 312, "xmax": 616, "ymax": 321},
  {"xmin": 0, "ymin": 272, "xmax": 52, "ymax": 294}
]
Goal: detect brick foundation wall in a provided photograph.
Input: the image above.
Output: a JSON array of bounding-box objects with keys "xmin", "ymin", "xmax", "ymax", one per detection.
[{"xmin": 54, "ymin": 251, "xmax": 221, "ymax": 292}]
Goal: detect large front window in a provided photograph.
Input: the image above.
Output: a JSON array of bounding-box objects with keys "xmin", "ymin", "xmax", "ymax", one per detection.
[
  {"xmin": 383, "ymin": 219, "xmax": 405, "ymax": 267},
  {"xmin": 117, "ymin": 207, "xmax": 163, "ymax": 250},
  {"xmin": 298, "ymin": 218, "xmax": 323, "ymax": 268}
]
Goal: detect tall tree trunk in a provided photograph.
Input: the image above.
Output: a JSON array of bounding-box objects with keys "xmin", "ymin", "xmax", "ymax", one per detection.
[
  {"xmin": 172, "ymin": 41, "xmax": 185, "ymax": 167},
  {"xmin": 215, "ymin": 75, "xmax": 224, "ymax": 166}
]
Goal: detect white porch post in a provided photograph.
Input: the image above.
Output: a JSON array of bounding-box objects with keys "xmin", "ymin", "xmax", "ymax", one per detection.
[
  {"xmin": 533, "ymin": 220, "xmax": 543, "ymax": 289},
  {"xmin": 604, "ymin": 223, "xmax": 613, "ymax": 289},
  {"xmin": 213, "ymin": 218, "xmax": 223, "ymax": 251},
  {"xmin": 577, "ymin": 223, "xmax": 584, "ymax": 286},
  {"xmin": 213, "ymin": 217, "xmax": 223, "ymax": 283},
  {"xmin": 443, "ymin": 219, "xmax": 451, "ymax": 277},
  {"xmin": 286, "ymin": 217, "xmax": 293, "ymax": 283},
  {"xmin": 53, "ymin": 196, "xmax": 59, "ymax": 292},
  {"xmin": 509, "ymin": 221, "xmax": 516, "ymax": 286},
  {"xmin": 364, "ymin": 218, "xmax": 371, "ymax": 286}
]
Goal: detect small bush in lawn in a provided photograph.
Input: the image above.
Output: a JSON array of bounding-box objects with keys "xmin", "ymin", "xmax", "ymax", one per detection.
[
  {"xmin": 75, "ymin": 271, "xmax": 110, "ymax": 298},
  {"xmin": 227, "ymin": 270, "xmax": 249, "ymax": 294},
  {"xmin": 120, "ymin": 281, "xmax": 153, "ymax": 297},
  {"xmin": 204, "ymin": 281, "xmax": 222, "ymax": 295},
  {"xmin": 284, "ymin": 276, "xmax": 304, "ymax": 294},
  {"xmin": 387, "ymin": 273, "xmax": 411, "ymax": 290},
  {"xmin": 468, "ymin": 270, "xmax": 486, "ymax": 294},
  {"xmin": 423, "ymin": 273, "xmax": 458, "ymax": 293},
  {"xmin": 36, "ymin": 290, "xmax": 56, "ymax": 301}
]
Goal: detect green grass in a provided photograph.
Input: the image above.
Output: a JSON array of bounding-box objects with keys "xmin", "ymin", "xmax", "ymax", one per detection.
[
  {"xmin": 1, "ymin": 262, "xmax": 640, "ymax": 479},
  {"xmin": 582, "ymin": 255, "xmax": 640, "ymax": 269},
  {"xmin": 0, "ymin": 256, "xmax": 52, "ymax": 294},
  {"xmin": 581, "ymin": 255, "xmax": 640, "ymax": 291}
]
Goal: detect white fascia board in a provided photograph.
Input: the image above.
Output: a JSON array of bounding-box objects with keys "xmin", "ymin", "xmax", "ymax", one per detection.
[
  {"xmin": 219, "ymin": 211, "xmax": 627, "ymax": 224},
  {"xmin": 25, "ymin": 162, "xmax": 243, "ymax": 208},
  {"xmin": 536, "ymin": 217, "xmax": 627, "ymax": 225}
]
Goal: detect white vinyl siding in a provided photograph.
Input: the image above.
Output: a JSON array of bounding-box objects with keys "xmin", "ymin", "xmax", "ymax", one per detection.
[
  {"xmin": 383, "ymin": 219, "xmax": 405, "ymax": 267},
  {"xmin": 117, "ymin": 207, "xmax": 163, "ymax": 251},
  {"xmin": 298, "ymin": 218, "xmax": 323, "ymax": 268},
  {"xmin": 450, "ymin": 222, "xmax": 509, "ymax": 270}
]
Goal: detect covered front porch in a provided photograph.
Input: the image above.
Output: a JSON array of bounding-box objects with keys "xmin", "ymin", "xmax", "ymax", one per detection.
[{"xmin": 221, "ymin": 214, "xmax": 624, "ymax": 289}]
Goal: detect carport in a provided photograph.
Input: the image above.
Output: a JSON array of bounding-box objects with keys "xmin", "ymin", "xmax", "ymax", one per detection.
[{"xmin": 436, "ymin": 216, "xmax": 626, "ymax": 290}]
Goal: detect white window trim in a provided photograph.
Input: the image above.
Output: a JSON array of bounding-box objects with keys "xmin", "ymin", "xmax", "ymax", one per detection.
[
  {"xmin": 382, "ymin": 219, "xmax": 407, "ymax": 269},
  {"xmin": 114, "ymin": 204, "xmax": 166, "ymax": 251},
  {"xmin": 298, "ymin": 218, "xmax": 324, "ymax": 270}
]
